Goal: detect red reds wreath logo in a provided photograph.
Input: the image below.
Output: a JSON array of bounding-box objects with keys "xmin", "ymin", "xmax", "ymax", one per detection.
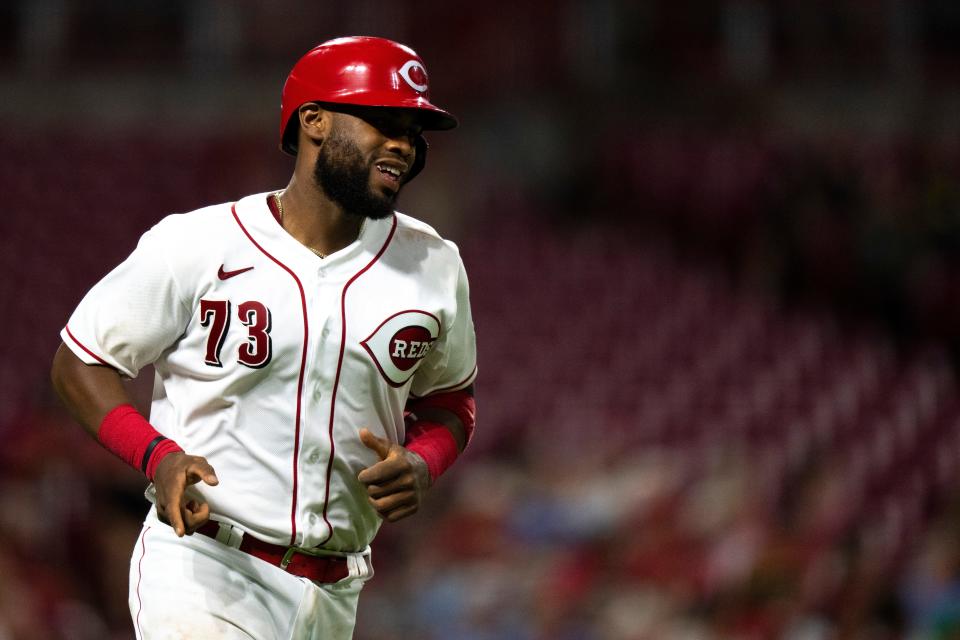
[{"xmin": 361, "ymin": 310, "xmax": 440, "ymax": 387}]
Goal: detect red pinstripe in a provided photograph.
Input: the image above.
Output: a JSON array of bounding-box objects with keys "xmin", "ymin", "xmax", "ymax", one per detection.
[
  {"xmin": 231, "ymin": 203, "xmax": 309, "ymax": 545},
  {"xmin": 134, "ymin": 526, "xmax": 151, "ymax": 639},
  {"xmin": 318, "ymin": 214, "xmax": 398, "ymax": 545}
]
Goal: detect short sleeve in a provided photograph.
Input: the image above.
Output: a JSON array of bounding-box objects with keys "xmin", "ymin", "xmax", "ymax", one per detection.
[
  {"xmin": 410, "ymin": 252, "xmax": 478, "ymax": 397},
  {"xmin": 60, "ymin": 225, "xmax": 191, "ymax": 378}
]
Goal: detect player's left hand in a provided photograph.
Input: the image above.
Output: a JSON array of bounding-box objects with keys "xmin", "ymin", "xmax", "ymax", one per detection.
[{"xmin": 357, "ymin": 428, "xmax": 430, "ymax": 522}]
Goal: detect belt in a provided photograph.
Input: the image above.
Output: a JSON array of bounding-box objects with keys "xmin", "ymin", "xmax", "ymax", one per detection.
[{"xmin": 196, "ymin": 521, "xmax": 354, "ymax": 583}]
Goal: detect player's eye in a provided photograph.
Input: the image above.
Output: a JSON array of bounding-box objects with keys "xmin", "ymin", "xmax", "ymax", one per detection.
[
  {"xmin": 360, "ymin": 111, "xmax": 419, "ymax": 142},
  {"xmin": 382, "ymin": 122, "xmax": 419, "ymax": 142}
]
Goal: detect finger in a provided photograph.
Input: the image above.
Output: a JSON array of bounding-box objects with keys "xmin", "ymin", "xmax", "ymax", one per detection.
[
  {"xmin": 357, "ymin": 458, "xmax": 405, "ymax": 485},
  {"xmin": 163, "ymin": 485, "xmax": 187, "ymax": 537},
  {"xmin": 359, "ymin": 428, "xmax": 392, "ymax": 461},
  {"xmin": 184, "ymin": 497, "xmax": 208, "ymax": 518},
  {"xmin": 185, "ymin": 458, "xmax": 219, "ymax": 486},
  {"xmin": 182, "ymin": 500, "xmax": 211, "ymax": 535},
  {"xmin": 366, "ymin": 475, "xmax": 415, "ymax": 499},
  {"xmin": 368, "ymin": 490, "xmax": 416, "ymax": 515},
  {"xmin": 383, "ymin": 503, "xmax": 419, "ymax": 522}
]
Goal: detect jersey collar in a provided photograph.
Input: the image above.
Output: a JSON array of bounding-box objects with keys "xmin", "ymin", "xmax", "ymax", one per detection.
[{"xmin": 232, "ymin": 191, "xmax": 395, "ymax": 279}]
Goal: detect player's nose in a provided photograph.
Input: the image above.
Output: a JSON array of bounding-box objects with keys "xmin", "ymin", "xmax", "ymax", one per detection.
[{"xmin": 383, "ymin": 132, "xmax": 415, "ymax": 158}]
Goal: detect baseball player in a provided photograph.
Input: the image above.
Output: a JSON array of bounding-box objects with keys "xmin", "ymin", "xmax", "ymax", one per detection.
[{"xmin": 50, "ymin": 36, "xmax": 477, "ymax": 639}]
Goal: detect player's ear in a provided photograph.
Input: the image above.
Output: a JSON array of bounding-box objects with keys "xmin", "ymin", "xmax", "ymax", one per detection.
[{"xmin": 298, "ymin": 103, "xmax": 330, "ymax": 147}]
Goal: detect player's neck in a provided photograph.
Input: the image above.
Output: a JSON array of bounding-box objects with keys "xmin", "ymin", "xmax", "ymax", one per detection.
[{"xmin": 276, "ymin": 178, "xmax": 364, "ymax": 257}]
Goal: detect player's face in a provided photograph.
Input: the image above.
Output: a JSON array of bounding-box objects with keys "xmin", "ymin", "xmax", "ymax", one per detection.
[{"xmin": 313, "ymin": 109, "xmax": 421, "ymax": 220}]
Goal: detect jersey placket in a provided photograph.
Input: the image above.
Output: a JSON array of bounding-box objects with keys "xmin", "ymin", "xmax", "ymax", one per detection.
[
  {"xmin": 296, "ymin": 215, "xmax": 398, "ymax": 550},
  {"xmin": 295, "ymin": 269, "xmax": 342, "ymax": 548}
]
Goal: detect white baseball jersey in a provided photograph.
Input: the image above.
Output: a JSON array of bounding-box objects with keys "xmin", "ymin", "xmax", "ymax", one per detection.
[{"xmin": 61, "ymin": 191, "xmax": 477, "ymax": 552}]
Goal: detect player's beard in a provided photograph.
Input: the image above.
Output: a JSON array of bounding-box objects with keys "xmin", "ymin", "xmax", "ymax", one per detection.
[{"xmin": 313, "ymin": 131, "xmax": 398, "ymax": 220}]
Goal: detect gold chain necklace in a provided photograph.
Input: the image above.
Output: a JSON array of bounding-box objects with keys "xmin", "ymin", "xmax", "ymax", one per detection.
[
  {"xmin": 274, "ymin": 191, "xmax": 326, "ymax": 259},
  {"xmin": 273, "ymin": 191, "xmax": 366, "ymax": 260}
]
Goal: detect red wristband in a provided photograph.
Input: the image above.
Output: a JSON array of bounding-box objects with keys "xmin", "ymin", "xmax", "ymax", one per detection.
[
  {"xmin": 408, "ymin": 389, "xmax": 476, "ymax": 445},
  {"xmin": 404, "ymin": 421, "xmax": 459, "ymax": 483},
  {"xmin": 143, "ymin": 438, "xmax": 184, "ymax": 481},
  {"xmin": 97, "ymin": 404, "xmax": 183, "ymax": 481}
]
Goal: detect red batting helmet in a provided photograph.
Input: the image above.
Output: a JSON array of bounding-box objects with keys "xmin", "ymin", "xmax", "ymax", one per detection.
[{"xmin": 280, "ymin": 36, "xmax": 457, "ymax": 181}]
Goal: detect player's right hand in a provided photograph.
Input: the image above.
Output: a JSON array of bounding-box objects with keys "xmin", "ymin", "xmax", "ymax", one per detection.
[{"xmin": 153, "ymin": 452, "xmax": 219, "ymax": 537}]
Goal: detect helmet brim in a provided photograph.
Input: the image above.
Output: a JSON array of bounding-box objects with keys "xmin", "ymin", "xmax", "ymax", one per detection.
[
  {"xmin": 279, "ymin": 103, "xmax": 457, "ymax": 156},
  {"xmin": 319, "ymin": 99, "xmax": 458, "ymax": 131},
  {"xmin": 415, "ymin": 107, "xmax": 458, "ymax": 131}
]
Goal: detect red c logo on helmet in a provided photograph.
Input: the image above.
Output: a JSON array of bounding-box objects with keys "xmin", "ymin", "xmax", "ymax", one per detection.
[{"xmin": 399, "ymin": 60, "xmax": 429, "ymax": 93}]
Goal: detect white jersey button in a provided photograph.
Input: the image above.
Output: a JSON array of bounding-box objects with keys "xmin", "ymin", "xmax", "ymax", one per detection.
[{"xmin": 307, "ymin": 450, "xmax": 320, "ymax": 464}]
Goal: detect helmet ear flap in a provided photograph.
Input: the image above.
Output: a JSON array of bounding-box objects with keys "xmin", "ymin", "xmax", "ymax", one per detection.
[
  {"xmin": 405, "ymin": 136, "xmax": 428, "ymax": 183},
  {"xmin": 281, "ymin": 116, "xmax": 299, "ymax": 156}
]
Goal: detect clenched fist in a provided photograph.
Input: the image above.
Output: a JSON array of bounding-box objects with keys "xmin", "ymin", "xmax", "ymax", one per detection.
[{"xmin": 357, "ymin": 428, "xmax": 430, "ymax": 522}]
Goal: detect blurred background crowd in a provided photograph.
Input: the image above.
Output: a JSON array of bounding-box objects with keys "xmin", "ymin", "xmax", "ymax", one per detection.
[{"xmin": 4, "ymin": 1, "xmax": 960, "ymax": 638}]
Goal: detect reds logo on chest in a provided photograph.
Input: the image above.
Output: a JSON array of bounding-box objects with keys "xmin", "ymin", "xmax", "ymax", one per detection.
[{"xmin": 361, "ymin": 310, "xmax": 441, "ymax": 387}]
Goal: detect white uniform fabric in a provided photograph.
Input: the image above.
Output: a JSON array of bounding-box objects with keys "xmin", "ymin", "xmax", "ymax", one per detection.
[
  {"xmin": 130, "ymin": 507, "xmax": 365, "ymax": 640},
  {"xmin": 61, "ymin": 192, "xmax": 477, "ymax": 635}
]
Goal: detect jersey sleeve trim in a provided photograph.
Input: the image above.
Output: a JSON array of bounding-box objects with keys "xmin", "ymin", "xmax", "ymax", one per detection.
[
  {"xmin": 409, "ymin": 364, "xmax": 478, "ymax": 399},
  {"xmin": 63, "ymin": 324, "xmax": 111, "ymax": 366}
]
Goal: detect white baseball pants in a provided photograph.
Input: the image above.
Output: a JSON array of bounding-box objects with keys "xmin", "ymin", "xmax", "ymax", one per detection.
[{"xmin": 128, "ymin": 507, "xmax": 369, "ymax": 639}]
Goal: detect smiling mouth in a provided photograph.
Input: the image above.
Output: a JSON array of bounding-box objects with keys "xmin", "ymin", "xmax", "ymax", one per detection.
[
  {"xmin": 375, "ymin": 163, "xmax": 403, "ymax": 180},
  {"xmin": 374, "ymin": 164, "xmax": 404, "ymax": 193}
]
